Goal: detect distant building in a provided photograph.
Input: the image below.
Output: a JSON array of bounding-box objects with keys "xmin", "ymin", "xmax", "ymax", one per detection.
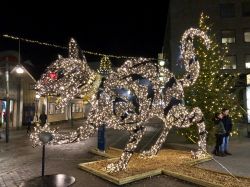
[
  {"xmin": 0, "ymin": 51, "xmax": 36, "ymax": 128},
  {"xmin": 37, "ymin": 96, "xmax": 86, "ymax": 123},
  {"xmin": 163, "ymin": 0, "xmax": 250, "ymax": 121}
]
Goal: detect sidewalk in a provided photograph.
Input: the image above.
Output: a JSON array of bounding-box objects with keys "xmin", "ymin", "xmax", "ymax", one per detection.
[
  {"xmin": 0, "ymin": 119, "xmax": 195, "ymax": 187},
  {"xmin": 198, "ymin": 123, "xmax": 250, "ymax": 178},
  {"xmin": 0, "ymin": 119, "xmax": 249, "ymax": 186},
  {"xmin": 164, "ymin": 123, "xmax": 250, "ymax": 178}
]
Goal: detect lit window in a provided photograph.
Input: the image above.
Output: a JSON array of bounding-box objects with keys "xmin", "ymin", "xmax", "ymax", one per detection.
[
  {"xmin": 244, "ymin": 31, "xmax": 250, "ymax": 42},
  {"xmin": 242, "ymin": 2, "xmax": 250, "ymax": 17},
  {"xmin": 245, "ymin": 55, "xmax": 250, "ymax": 69},
  {"xmin": 222, "ymin": 56, "xmax": 236, "ymax": 69},
  {"xmin": 72, "ymin": 103, "xmax": 82, "ymax": 113},
  {"xmin": 221, "ymin": 30, "xmax": 235, "ymax": 43},
  {"xmin": 220, "ymin": 3, "xmax": 235, "ymax": 17},
  {"xmin": 246, "ymin": 86, "xmax": 250, "ymax": 123},
  {"xmin": 49, "ymin": 102, "xmax": 64, "ymax": 114},
  {"xmin": 56, "ymin": 107, "xmax": 64, "ymax": 114},
  {"xmin": 247, "ymin": 74, "xmax": 250, "ymax": 85},
  {"xmin": 49, "ymin": 103, "xmax": 55, "ymax": 114},
  {"xmin": 72, "ymin": 104, "xmax": 75, "ymax": 112}
]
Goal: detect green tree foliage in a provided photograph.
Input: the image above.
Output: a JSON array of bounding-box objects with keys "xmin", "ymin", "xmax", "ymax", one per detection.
[{"xmin": 181, "ymin": 13, "xmax": 244, "ymax": 144}]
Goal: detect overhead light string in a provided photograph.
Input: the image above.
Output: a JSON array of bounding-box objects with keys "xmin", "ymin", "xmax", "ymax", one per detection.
[
  {"xmin": 19, "ymin": 39, "xmax": 21, "ymax": 65},
  {"xmin": 3, "ymin": 34, "xmax": 67, "ymax": 49},
  {"xmin": 2, "ymin": 34, "xmax": 161, "ymax": 61}
]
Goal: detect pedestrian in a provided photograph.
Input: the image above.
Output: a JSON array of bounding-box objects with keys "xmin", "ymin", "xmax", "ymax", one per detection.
[
  {"xmin": 39, "ymin": 112, "xmax": 47, "ymax": 127},
  {"xmin": 27, "ymin": 116, "xmax": 32, "ymax": 134},
  {"xmin": 0, "ymin": 113, "xmax": 4, "ymax": 139},
  {"xmin": 212, "ymin": 112, "xmax": 226, "ymax": 156},
  {"xmin": 0, "ymin": 127, "xmax": 1, "ymax": 139},
  {"xmin": 3, "ymin": 111, "xmax": 7, "ymax": 125},
  {"xmin": 1, "ymin": 111, "xmax": 7, "ymax": 138},
  {"xmin": 221, "ymin": 108, "xmax": 232, "ymax": 155}
]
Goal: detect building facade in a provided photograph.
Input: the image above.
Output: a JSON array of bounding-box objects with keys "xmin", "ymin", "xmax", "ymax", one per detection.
[
  {"xmin": 0, "ymin": 51, "xmax": 94, "ymax": 128},
  {"xmin": 36, "ymin": 96, "xmax": 86, "ymax": 123},
  {"xmin": 163, "ymin": 0, "xmax": 250, "ymax": 121},
  {"xmin": 0, "ymin": 51, "xmax": 36, "ymax": 128}
]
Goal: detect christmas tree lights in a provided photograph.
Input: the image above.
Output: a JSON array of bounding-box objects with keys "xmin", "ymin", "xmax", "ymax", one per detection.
[
  {"xmin": 98, "ymin": 56, "xmax": 112, "ymax": 76},
  {"xmin": 182, "ymin": 13, "xmax": 244, "ymax": 142}
]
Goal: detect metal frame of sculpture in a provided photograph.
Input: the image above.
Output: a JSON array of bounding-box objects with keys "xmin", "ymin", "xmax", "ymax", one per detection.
[{"xmin": 31, "ymin": 28, "xmax": 211, "ymax": 173}]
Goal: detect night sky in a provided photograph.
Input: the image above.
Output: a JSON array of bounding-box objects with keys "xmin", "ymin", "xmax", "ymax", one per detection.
[{"xmin": 0, "ymin": 3, "xmax": 169, "ymax": 78}]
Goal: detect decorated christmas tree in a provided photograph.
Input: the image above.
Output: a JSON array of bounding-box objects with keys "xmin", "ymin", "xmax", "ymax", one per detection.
[
  {"xmin": 181, "ymin": 13, "xmax": 244, "ymax": 143},
  {"xmin": 98, "ymin": 55, "xmax": 112, "ymax": 76}
]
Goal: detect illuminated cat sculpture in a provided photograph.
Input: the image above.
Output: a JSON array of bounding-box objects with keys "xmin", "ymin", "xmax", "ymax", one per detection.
[{"xmin": 32, "ymin": 28, "xmax": 210, "ymax": 173}]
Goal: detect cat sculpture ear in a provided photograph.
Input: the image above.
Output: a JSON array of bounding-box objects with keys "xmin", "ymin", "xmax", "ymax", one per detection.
[
  {"xmin": 69, "ymin": 38, "xmax": 80, "ymax": 59},
  {"xmin": 69, "ymin": 38, "xmax": 87, "ymax": 62},
  {"xmin": 68, "ymin": 38, "xmax": 87, "ymax": 62}
]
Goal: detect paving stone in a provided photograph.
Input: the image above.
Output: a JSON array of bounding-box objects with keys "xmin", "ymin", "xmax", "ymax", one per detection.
[{"xmin": 0, "ymin": 119, "xmax": 249, "ymax": 186}]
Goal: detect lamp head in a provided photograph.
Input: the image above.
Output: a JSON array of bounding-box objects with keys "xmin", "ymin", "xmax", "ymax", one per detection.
[{"xmin": 15, "ymin": 65, "xmax": 24, "ymax": 74}]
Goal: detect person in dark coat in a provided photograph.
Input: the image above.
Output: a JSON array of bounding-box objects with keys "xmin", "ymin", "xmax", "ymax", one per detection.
[
  {"xmin": 213, "ymin": 112, "xmax": 226, "ymax": 156},
  {"xmin": 39, "ymin": 112, "xmax": 47, "ymax": 127},
  {"xmin": 27, "ymin": 116, "xmax": 32, "ymax": 134},
  {"xmin": 222, "ymin": 108, "xmax": 232, "ymax": 155}
]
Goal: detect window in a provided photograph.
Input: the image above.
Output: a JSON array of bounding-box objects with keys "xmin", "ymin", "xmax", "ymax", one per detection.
[
  {"xmin": 246, "ymin": 84, "xmax": 250, "ymax": 122},
  {"xmin": 220, "ymin": 3, "xmax": 235, "ymax": 17},
  {"xmin": 48, "ymin": 103, "xmax": 64, "ymax": 114},
  {"xmin": 56, "ymin": 107, "xmax": 64, "ymax": 114},
  {"xmin": 244, "ymin": 30, "xmax": 250, "ymax": 42},
  {"xmin": 242, "ymin": 2, "xmax": 250, "ymax": 17},
  {"xmin": 247, "ymin": 74, "xmax": 250, "ymax": 85},
  {"xmin": 48, "ymin": 103, "xmax": 55, "ymax": 114},
  {"xmin": 223, "ymin": 56, "xmax": 236, "ymax": 69},
  {"xmin": 72, "ymin": 104, "xmax": 75, "ymax": 112},
  {"xmin": 221, "ymin": 30, "xmax": 235, "ymax": 43},
  {"xmin": 245, "ymin": 55, "xmax": 250, "ymax": 69},
  {"xmin": 72, "ymin": 103, "xmax": 82, "ymax": 113}
]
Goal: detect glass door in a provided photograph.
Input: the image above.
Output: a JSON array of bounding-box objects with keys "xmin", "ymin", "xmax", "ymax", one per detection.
[{"xmin": 0, "ymin": 99, "xmax": 14, "ymax": 127}]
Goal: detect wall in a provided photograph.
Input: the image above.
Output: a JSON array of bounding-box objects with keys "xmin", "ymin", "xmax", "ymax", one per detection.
[
  {"xmin": 38, "ymin": 96, "xmax": 86, "ymax": 123},
  {"xmin": 165, "ymin": 0, "xmax": 249, "ymax": 73}
]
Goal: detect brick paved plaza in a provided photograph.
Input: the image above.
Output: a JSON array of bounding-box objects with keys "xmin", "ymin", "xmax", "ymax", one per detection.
[{"xmin": 0, "ymin": 119, "xmax": 249, "ymax": 186}]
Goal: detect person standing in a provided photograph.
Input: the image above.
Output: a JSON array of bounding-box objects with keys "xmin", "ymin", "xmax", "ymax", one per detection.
[
  {"xmin": 27, "ymin": 115, "xmax": 32, "ymax": 134},
  {"xmin": 213, "ymin": 112, "xmax": 226, "ymax": 156},
  {"xmin": 39, "ymin": 112, "xmax": 47, "ymax": 127},
  {"xmin": 222, "ymin": 108, "xmax": 232, "ymax": 155},
  {"xmin": 1, "ymin": 111, "xmax": 7, "ymax": 139}
]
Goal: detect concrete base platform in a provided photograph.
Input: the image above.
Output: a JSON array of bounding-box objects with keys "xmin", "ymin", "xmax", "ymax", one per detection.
[{"xmin": 79, "ymin": 147, "xmax": 250, "ymax": 186}]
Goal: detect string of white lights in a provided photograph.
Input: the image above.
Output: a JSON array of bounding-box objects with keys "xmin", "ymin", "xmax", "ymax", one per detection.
[
  {"xmin": 2, "ymin": 34, "xmax": 159, "ymax": 60},
  {"xmin": 31, "ymin": 28, "xmax": 211, "ymax": 173}
]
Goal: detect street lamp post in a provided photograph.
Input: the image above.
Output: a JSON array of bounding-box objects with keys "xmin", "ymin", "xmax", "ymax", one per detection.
[
  {"xmin": 4, "ymin": 58, "xmax": 24, "ymax": 143},
  {"xmin": 20, "ymin": 131, "xmax": 75, "ymax": 186},
  {"xmin": 5, "ymin": 63, "xmax": 10, "ymax": 143}
]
